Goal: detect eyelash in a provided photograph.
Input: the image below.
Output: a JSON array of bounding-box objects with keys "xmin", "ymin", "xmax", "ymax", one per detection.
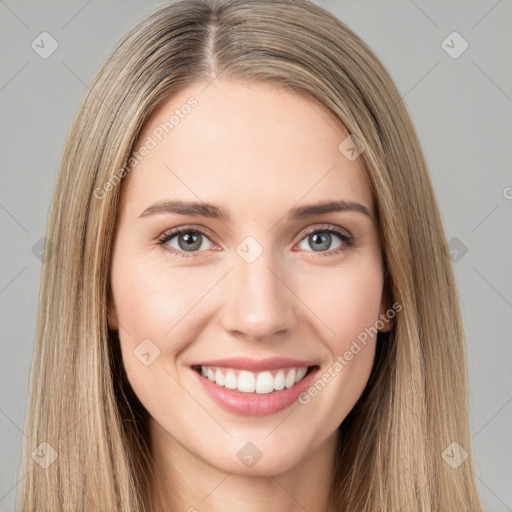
[{"xmin": 156, "ymin": 224, "xmax": 355, "ymax": 260}]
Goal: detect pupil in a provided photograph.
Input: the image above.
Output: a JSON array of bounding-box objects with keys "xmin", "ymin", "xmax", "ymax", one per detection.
[
  {"xmin": 179, "ymin": 232, "xmax": 201, "ymax": 251},
  {"xmin": 311, "ymin": 233, "xmax": 330, "ymax": 251}
]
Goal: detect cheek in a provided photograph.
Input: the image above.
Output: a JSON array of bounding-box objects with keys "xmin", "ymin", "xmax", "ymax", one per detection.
[
  {"xmin": 296, "ymin": 258, "xmax": 384, "ymax": 352},
  {"xmin": 110, "ymin": 257, "xmax": 198, "ymax": 416},
  {"xmin": 110, "ymin": 255, "xmax": 177, "ymax": 361},
  {"xmin": 112, "ymin": 244, "xmax": 188, "ymax": 322},
  {"xmin": 292, "ymin": 258, "xmax": 384, "ymax": 422},
  {"xmin": 110, "ymin": 255, "xmax": 219, "ymax": 369}
]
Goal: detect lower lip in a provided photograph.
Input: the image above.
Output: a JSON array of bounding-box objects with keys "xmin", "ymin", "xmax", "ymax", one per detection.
[{"xmin": 192, "ymin": 366, "xmax": 320, "ymax": 416}]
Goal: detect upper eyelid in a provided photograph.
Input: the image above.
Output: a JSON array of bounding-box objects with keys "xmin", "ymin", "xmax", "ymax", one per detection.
[
  {"xmin": 159, "ymin": 223, "xmax": 352, "ymax": 247},
  {"xmin": 300, "ymin": 224, "xmax": 352, "ymax": 238}
]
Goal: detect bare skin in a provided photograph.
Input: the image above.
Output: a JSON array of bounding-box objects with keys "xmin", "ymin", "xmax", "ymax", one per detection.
[{"xmin": 108, "ymin": 79, "xmax": 392, "ymax": 512}]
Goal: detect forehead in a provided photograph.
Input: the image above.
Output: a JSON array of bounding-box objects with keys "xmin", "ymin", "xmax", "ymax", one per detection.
[{"xmin": 119, "ymin": 79, "xmax": 373, "ymax": 220}]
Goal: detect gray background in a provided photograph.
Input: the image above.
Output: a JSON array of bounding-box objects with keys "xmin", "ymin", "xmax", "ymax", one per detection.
[{"xmin": 1, "ymin": 0, "xmax": 511, "ymax": 510}]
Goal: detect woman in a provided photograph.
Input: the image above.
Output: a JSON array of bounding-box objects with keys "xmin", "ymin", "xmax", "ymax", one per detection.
[{"xmin": 18, "ymin": 0, "xmax": 485, "ymax": 510}]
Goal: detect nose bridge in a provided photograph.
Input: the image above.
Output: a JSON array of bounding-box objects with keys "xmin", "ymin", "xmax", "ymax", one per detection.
[{"xmin": 220, "ymin": 237, "xmax": 297, "ymax": 340}]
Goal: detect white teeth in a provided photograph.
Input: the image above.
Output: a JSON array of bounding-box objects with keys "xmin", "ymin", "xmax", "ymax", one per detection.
[
  {"xmin": 224, "ymin": 371, "xmax": 238, "ymax": 390},
  {"xmin": 284, "ymin": 368, "xmax": 296, "ymax": 389},
  {"xmin": 199, "ymin": 365, "xmax": 310, "ymax": 394},
  {"xmin": 238, "ymin": 370, "xmax": 256, "ymax": 392},
  {"xmin": 295, "ymin": 367, "xmax": 307, "ymax": 383},
  {"xmin": 255, "ymin": 371, "xmax": 274, "ymax": 394},
  {"xmin": 215, "ymin": 368, "xmax": 225, "ymax": 386},
  {"xmin": 274, "ymin": 370, "xmax": 285, "ymax": 391}
]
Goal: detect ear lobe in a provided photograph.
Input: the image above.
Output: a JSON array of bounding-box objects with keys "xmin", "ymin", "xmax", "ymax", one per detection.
[
  {"xmin": 107, "ymin": 311, "xmax": 119, "ymax": 332},
  {"xmin": 378, "ymin": 275, "xmax": 395, "ymax": 333},
  {"xmin": 378, "ymin": 303, "xmax": 394, "ymax": 333},
  {"xmin": 107, "ymin": 290, "xmax": 119, "ymax": 331}
]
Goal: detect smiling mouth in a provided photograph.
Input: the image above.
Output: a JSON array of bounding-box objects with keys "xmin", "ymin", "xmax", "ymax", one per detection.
[{"xmin": 191, "ymin": 364, "xmax": 319, "ymax": 395}]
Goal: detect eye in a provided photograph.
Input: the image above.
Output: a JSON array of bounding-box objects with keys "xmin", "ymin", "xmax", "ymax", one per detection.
[
  {"xmin": 295, "ymin": 225, "xmax": 354, "ymax": 256},
  {"xmin": 157, "ymin": 227, "xmax": 216, "ymax": 259},
  {"xmin": 157, "ymin": 224, "xmax": 355, "ymax": 260}
]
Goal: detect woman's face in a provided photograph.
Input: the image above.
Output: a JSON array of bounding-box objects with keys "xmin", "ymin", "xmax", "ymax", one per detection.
[{"xmin": 109, "ymin": 79, "xmax": 391, "ymax": 477}]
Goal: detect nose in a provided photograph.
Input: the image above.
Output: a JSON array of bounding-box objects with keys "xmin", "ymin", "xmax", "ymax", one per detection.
[{"xmin": 220, "ymin": 248, "xmax": 298, "ymax": 342}]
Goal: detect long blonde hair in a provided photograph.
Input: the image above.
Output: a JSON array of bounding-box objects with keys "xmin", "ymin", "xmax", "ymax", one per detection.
[{"xmin": 18, "ymin": 0, "xmax": 484, "ymax": 510}]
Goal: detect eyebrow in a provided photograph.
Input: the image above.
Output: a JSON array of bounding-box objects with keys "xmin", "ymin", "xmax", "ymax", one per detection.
[{"xmin": 138, "ymin": 199, "xmax": 372, "ymax": 222}]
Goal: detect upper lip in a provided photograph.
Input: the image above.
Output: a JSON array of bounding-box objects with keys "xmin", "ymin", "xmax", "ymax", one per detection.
[{"xmin": 191, "ymin": 357, "xmax": 318, "ymax": 372}]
